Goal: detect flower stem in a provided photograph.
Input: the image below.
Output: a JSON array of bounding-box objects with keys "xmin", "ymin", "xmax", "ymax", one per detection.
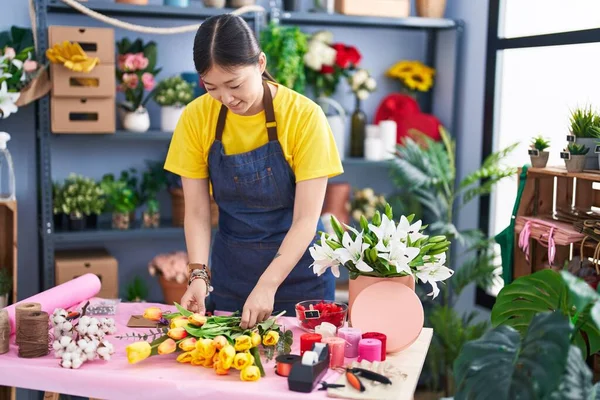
[{"xmin": 250, "ymin": 346, "xmax": 265, "ymax": 377}]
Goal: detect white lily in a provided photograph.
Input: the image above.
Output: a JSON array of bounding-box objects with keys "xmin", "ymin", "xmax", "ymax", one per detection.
[
  {"xmin": 369, "ymin": 214, "xmax": 397, "ymax": 252},
  {"xmin": 415, "ymin": 253, "xmax": 453, "ymax": 299},
  {"xmin": 380, "ymin": 241, "xmax": 420, "ymax": 275},
  {"xmin": 396, "ymin": 215, "xmax": 426, "ymax": 243},
  {"xmin": 309, "ymin": 233, "xmax": 341, "ymax": 277},
  {"xmin": 334, "ymin": 231, "xmax": 373, "ymax": 272},
  {"xmin": 0, "ymin": 81, "xmax": 20, "ymax": 119}
]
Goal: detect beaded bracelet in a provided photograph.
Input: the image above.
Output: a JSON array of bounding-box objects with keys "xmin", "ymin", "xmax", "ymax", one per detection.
[{"xmin": 188, "ymin": 268, "xmax": 213, "ymax": 296}]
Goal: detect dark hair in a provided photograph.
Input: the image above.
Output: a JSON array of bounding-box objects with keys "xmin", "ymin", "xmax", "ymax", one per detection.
[{"xmin": 193, "ymin": 14, "xmax": 275, "ymax": 81}]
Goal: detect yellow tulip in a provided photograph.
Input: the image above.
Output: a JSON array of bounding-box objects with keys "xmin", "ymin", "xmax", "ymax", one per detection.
[
  {"xmin": 125, "ymin": 341, "xmax": 151, "ymax": 364},
  {"xmin": 219, "ymin": 344, "xmax": 236, "ymax": 369},
  {"xmin": 213, "ymin": 335, "xmax": 228, "ymax": 351},
  {"xmin": 142, "ymin": 306, "xmax": 162, "ymax": 321},
  {"xmin": 251, "ymin": 332, "xmax": 261, "ymax": 348},
  {"xmin": 191, "ymin": 356, "xmax": 205, "ymax": 366},
  {"xmin": 158, "ymin": 338, "xmax": 177, "ymax": 355},
  {"xmin": 240, "ymin": 365, "xmax": 261, "ymax": 382},
  {"xmin": 179, "ymin": 337, "xmax": 197, "ymax": 352},
  {"xmin": 262, "ymin": 331, "xmax": 280, "ymax": 346},
  {"xmin": 177, "ymin": 351, "xmax": 193, "ymax": 363},
  {"xmin": 196, "ymin": 338, "xmax": 217, "ymax": 359},
  {"xmin": 235, "ymin": 335, "xmax": 253, "ymax": 352},
  {"xmin": 214, "ymin": 360, "xmax": 230, "ymax": 375},
  {"xmin": 202, "ymin": 356, "xmax": 214, "ymax": 368},
  {"xmin": 170, "ymin": 316, "xmax": 189, "ymax": 329},
  {"xmin": 167, "ymin": 327, "xmax": 188, "ymax": 340},
  {"xmin": 233, "ymin": 352, "xmax": 254, "ymax": 370},
  {"xmin": 213, "ymin": 352, "xmax": 220, "ymax": 364},
  {"xmin": 188, "ymin": 313, "xmax": 207, "ymax": 327}
]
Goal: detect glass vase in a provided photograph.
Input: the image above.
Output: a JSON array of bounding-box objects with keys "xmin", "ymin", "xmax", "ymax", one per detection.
[{"xmin": 350, "ymin": 98, "xmax": 366, "ymax": 158}]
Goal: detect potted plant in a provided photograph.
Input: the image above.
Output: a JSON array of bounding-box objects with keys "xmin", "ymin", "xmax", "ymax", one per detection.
[
  {"xmin": 140, "ymin": 161, "xmax": 168, "ymax": 228},
  {"xmin": 153, "ymin": 75, "xmax": 194, "ymax": 132},
  {"xmin": 529, "ymin": 135, "xmax": 551, "ymax": 168},
  {"xmin": 563, "ymin": 142, "xmax": 589, "ymax": 173},
  {"xmin": 124, "ymin": 276, "xmax": 149, "ymax": 302},
  {"xmin": 100, "ymin": 174, "xmax": 138, "ymax": 230},
  {"xmin": 61, "ymin": 173, "xmax": 104, "ymax": 231},
  {"xmin": 0, "ymin": 268, "xmax": 12, "ymax": 308},
  {"xmin": 569, "ymin": 106, "xmax": 600, "ymax": 170},
  {"xmin": 148, "ymin": 251, "xmax": 189, "ymax": 305},
  {"xmin": 116, "ymin": 38, "xmax": 161, "ymax": 133},
  {"xmin": 259, "ymin": 21, "xmax": 309, "ymax": 94}
]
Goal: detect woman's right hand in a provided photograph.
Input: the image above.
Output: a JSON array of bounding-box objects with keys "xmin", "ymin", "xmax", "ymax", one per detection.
[{"xmin": 180, "ymin": 279, "xmax": 207, "ymax": 315}]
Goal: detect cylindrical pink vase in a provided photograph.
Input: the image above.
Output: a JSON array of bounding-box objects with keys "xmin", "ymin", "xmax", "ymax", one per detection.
[{"xmin": 348, "ymin": 275, "xmax": 415, "ymax": 319}]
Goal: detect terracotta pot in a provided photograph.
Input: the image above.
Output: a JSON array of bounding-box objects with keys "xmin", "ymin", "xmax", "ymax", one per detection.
[
  {"xmin": 158, "ymin": 275, "xmax": 187, "ymax": 305},
  {"xmin": 112, "ymin": 212, "xmax": 131, "ymax": 230},
  {"xmin": 143, "ymin": 211, "xmax": 160, "ymax": 228},
  {"xmin": 322, "ymin": 182, "xmax": 351, "ymax": 225},
  {"xmin": 348, "ymin": 275, "xmax": 415, "ymax": 317},
  {"xmin": 415, "ymin": 0, "xmax": 446, "ymax": 18}
]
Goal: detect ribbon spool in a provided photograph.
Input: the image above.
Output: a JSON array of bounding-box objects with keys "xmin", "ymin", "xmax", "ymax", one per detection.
[
  {"xmin": 321, "ymin": 337, "xmax": 346, "ymax": 368},
  {"xmin": 338, "ymin": 327, "xmax": 362, "ymax": 358},
  {"xmin": 357, "ymin": 338, "xmax": 382, "ymax": 362},
  {"xmin": 300, "ymin": 333, "xmax": 322, "ymax": 356},
  {"xmin": 17, "ymin": 310, "xmax": 50, "ymax": 359},
  {"xmin": 15, "ymin": 302, "xmax": 41, "ymax": 345},
  {"xmin": 275, "ymin": 354, "xmax": 301, "ymax": 377},
  {"xmin": 0, "ymin": 310, "xmax": 9, "ymax": 355},
  {"xmin": 362, "ymin": 332, "xmax": 387, "ymax": 361}
]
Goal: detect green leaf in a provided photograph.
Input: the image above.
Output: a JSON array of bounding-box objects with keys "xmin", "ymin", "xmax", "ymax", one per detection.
[
  {"xmin": 359, "ymin": 214, "xmax": 369, "ymax": 232},
  {"xmin": 454, "ymin": 311, "xmax": 571, "ymax": 400},
  {"xmin": 561, "ymin": 270, "xmax": 599, "ymax": 314},
  {"xmin": 173, "ymin": 302, "xmax": 193, "ymax": 317},
  {"xmin": 548, "ymin": 345, "xmax": 595, "ymax": 400}
]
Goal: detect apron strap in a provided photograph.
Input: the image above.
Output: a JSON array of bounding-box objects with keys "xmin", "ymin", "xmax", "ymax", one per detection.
[{"xmin": 214, "ymin": 79, "xmax": 278, "ymax": 142}]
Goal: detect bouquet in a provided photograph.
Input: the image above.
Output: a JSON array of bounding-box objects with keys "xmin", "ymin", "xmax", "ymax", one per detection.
[
  {"xmin": 309, "ymin": 203, "xmax": 453, "ymax": 299},
  {"xmin": 116, "ymin": 38, "xmax": 161, "ymax": 112},
  {"xmin": 0, "ymin": 26, "xmax": 45, "ymax": 119},
  {"xmin": 348, "ymin": 68, "xmax": 376, "ymax": 101},
  {"xmin": 303, "ymin": 30, "xmax": 361, "ymax": 98},
  {"xmin": 121, "ymin": 303, "xmax": 293, "ymax": 382},
  {"xmin": 386, "ymin": 60, "xmax": 435, "ymax": 95}
]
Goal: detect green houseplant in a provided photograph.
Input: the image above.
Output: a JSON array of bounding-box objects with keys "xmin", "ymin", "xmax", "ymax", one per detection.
[
  {"xmin": 60, "ymin": 173, "xmax": 106, "ymax": 231},
  {"xmin": 124, "ymin": 276, "xmax": 149, "ymax": 302},
  {"xmin": 100, "ymin": 172, "xmax": 139, "ymax": 230},
  {"xmin": 389, "ymin": 128, "xmax": 518, "ymax": 396},
  {"xmin": 454, "ymin": 270, "xmax": 600, "ymax": 399},
  {"xmin": 529, "ymin": 135, "xmax": 551, "ymax": 168},
  {"xmin": 259, "ymin": 21, "xmax": 308, "ymax": 94},
  {"xmin": 0, "ymin": 268, "xmax": 12, "ymax": 308},
  {"xmin": 140, "ymin": 160, "xmax": 168, "ymax": 228},
  {"xmin": 564, "ymin": 142, "xmax": 589, "ymax": 173},
  {"xmin": 153, "ymin": 75, "xmax": 194, "ymax": 132},
  {"xmin": 569, "ymin": 106, "xmax": 600, "ymax": 170}
]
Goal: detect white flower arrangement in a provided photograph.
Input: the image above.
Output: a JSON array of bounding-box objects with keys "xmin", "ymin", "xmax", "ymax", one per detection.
[
  {"xmin": 348, "ymin": 68, "xmax": 377, "ymax": 101},
  {"xmin": 309, "ymin": 203, "xmax": 453, "ymax": 299},
  {"xmin": 51, "ymin": 308, "xmax": 116, "ymax": 369}
]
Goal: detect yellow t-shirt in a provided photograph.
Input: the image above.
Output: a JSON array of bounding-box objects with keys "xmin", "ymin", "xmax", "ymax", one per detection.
[{"xmin": 163, "ymin": 83, "xmax": 344, "ymax": 183}]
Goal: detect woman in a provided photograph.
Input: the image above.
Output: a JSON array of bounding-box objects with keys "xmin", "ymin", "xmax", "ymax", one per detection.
[{"xmin": 164, "ymin": 14, "xmax": 343, "ymax": 329}]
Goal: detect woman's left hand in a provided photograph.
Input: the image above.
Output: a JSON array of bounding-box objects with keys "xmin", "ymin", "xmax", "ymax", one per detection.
[{"xmin": 240, "ymin": 282, "xmax": 276, "ymax": 329}]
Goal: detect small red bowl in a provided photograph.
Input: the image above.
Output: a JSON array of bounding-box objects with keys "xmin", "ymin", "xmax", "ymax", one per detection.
[{"xmin": 295, "ymin": 300, "xmax": 348, "ymax": 331}]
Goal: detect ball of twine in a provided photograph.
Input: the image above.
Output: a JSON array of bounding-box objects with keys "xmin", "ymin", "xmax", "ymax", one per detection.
[
  {"xmin": 15, "ymin": 302, "xmax": 41, "ymax": 345},
  {"xmin": 17, "ymin": 310, "xmax": 50, "ymax": 359},
  {"xmin": 0, "ymin": 310, "xmax": 9, "ymax": 355}
]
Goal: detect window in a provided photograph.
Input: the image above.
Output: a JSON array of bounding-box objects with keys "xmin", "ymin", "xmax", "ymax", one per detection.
[{"xmin": 478, "ymin": 1, "xmax": 600, "ymax": 307}]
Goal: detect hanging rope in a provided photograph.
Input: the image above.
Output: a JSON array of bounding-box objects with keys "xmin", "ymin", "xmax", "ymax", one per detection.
[{"xmin": 34, "ymin": 0, "xmax": 266, "ymax": 35}]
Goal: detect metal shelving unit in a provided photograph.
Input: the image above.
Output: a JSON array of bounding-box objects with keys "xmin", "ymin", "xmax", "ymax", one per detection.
[{"xmin": 34, "ymin": 0, "xmax": 463, "ymax": 291}]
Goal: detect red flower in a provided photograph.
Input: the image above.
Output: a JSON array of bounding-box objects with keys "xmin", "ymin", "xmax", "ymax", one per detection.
[
  {"xmin": 321, "ymin": 65, "xmax": 335, "ymax": 74},
  {"xmin": 332, "ymin": 44, "xmax": 361, "ymax": 69}
]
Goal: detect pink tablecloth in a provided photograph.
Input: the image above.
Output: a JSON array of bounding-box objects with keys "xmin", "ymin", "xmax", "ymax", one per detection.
[{"xmin": 0, "ymin": 302, "xmax": 341, "ymax": 400}]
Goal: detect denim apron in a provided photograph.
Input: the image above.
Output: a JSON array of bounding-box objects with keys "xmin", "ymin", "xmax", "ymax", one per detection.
[{"xmin": 206, "ymin": 80, "xmax": 335, "ymax": 316}]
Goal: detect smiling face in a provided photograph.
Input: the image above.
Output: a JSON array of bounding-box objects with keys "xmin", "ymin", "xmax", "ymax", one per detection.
[{"xmin": 201, "ymin": 53, "xmax": 267, "ymax": 116}]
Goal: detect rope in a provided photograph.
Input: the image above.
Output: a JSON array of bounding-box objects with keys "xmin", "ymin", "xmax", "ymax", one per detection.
[{"xmin": 48, "ymin": 0, "xmax": 266, "ymax": 35}]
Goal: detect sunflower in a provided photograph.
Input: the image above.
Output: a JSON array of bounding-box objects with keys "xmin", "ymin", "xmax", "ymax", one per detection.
[
  {"xmin": 386, "ymin": 60, "xmax": 435, "ymax": 80},
  {"xmin": 402, "ymin": 69, "xmax": 434, "ymax": 92}
]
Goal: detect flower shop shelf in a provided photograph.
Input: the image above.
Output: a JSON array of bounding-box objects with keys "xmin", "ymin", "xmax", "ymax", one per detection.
[
  {"xmin": 527, "ymin": 166, "xmax": 600, "ymax": 182},
  {"xmin": 52, "ymin": 130, "xmax": 173, "ymax": 142},
  {"xmin": 49, "ymin": 220, "xmax": 184, "ymax": 244},
  {"xmin": 279, "ymin": 11, "xmax": 458, "ymax": 30},
  {"xmin": 46, "ymin": 0, "xmax": 257, "ymax": 21}
]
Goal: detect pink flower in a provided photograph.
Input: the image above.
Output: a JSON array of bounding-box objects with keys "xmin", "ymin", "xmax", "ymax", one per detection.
[
  {"xmin": 23, "ymin": 60, "xmax": 38, "ymax": 73},
  {"xmin": 122, "ymin": 73, "xmax": 139, "ymax": 89},
  {"xmin": 3, "ymin": 47, "xmax": 15, "ymax": 60},
  {"xmin": 133, "ymin": 53, "xmax": 149, "ymax": 70},
  {"xmin": 141, "ymin": 72, "xmax": 155, "ymax": 90},
  {"xmin": 118, "ymin": 54, "xmax": 128, "ymax": 71},
  {"xmin": 123, "ymin": 54, "xmax": 137, "ymax": 71}
]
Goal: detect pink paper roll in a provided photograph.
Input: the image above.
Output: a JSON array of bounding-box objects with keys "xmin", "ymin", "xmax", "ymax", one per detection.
[{"xmin": 3, "ymin": 273, "xmax": 101, "ymax": 335}]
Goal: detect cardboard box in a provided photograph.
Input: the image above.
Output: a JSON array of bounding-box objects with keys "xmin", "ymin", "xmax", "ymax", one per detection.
[
  {"xmin": 51, "ymin": 96, "xmax": 115, "ymax": 134},
  {"xmin": 50, "ymin": 64, "xmax": 116, "ymax": 98},
  {"xmin": 48, "ymin": 26, "xmax": 115, "ymax": 64},
  {"xmin": 55, "ymin": 249, "xmax": 118, "ymax": 299},
  {"xmin": 335, "ymin": 0, "xmax": 410, "ymax": 18}
]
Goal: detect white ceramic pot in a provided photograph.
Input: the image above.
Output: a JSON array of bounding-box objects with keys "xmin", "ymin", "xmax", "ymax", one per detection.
[
  {"xmin": 318, "ymin": 97, "xmax": 346, "ymax": 160},
  {"xmin": 161, "ymin": 106, "xmax": 184, "ymax": 132},
  {"xmin": 122, "ymin": 107, "xmax": 150, "ymax": 133}
]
